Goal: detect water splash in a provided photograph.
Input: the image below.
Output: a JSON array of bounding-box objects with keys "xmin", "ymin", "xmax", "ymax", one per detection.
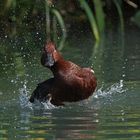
[
  {"xmin": 19, "ymin": 80, "xmax": 33, "ymax": 110},
  {"xmin": 19, "ymin": 81, "xmax": 57, "ymax": 110},
  {"xmin": 79, "ymin": 80, "xmax": 127, "ymax": 107},
  {"xmin": 19, "ymin": 80, "xmax": 127, "ymax": 110},
  {"xmin": 94, "ymin": 80, "xmax": 127, "ymax": 99}
]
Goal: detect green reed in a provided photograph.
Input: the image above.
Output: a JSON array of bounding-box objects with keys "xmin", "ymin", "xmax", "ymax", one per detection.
[
  {"xmin": 113, "ymin": 0, "xmax": 124, "ymax": 48},
  {"xmin": 79, "ymin": 0, "xmax": 100, "ymax": 43},
  {"xmin": 93, "ymin": 0, "xmax": 105, "ymax": 34},
  {"xmin": 45, "ymin": 0, "xmax": 66, "ymax": 50},
  {"xmin": 45, "ymin": 0, "xmax": 51, "ymax": 41},
  {"xmin": 5, "ymin": 0, "xmax": 16, "ymax": 9},
  {"xmin": 2, "ymin": 0, "xmax": 131, "ymax": 50},
  {"xmin": 51, "ymin": 9, "xmax": 67, "ymax": 50}
]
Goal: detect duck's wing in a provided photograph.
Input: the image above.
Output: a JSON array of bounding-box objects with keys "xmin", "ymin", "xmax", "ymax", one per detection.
[{"xmin": 29, "ymin": 78, "xmax": 54, "ymax": 103}]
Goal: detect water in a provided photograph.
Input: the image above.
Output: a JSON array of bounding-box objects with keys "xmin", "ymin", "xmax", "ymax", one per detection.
[
  {"xmin": 0, "ymin": 28, "xmax": 140, "ymax": 139},
  {"xmin": 0, "ymin": 80, "xmax": 140, "ymax": 140}
]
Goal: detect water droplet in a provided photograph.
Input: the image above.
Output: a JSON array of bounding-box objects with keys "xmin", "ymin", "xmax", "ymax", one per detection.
[{"xmin": 125, "ymin": 58, "xmax": 128, "ymax": 62}]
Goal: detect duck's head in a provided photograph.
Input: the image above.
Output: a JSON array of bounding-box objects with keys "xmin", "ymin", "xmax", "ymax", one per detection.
[{"xmin": 41, "ymin": 41, "xmax": 61, "ymax": 68}]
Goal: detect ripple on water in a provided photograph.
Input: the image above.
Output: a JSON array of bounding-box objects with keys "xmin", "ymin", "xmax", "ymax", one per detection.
[{"xmin": 0, "ymin": 80, "xmax": 140, "ymax": 140}]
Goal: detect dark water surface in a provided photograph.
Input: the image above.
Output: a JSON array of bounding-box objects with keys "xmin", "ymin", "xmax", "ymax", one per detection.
[{"xmin": 0, "ymin": 28, "xmax": 140, "ymax": 139}]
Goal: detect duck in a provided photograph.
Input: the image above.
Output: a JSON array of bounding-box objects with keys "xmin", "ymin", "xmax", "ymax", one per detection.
[{"xmin": 29, "ymin": 41, "xmax": 97, "ymax": 106}]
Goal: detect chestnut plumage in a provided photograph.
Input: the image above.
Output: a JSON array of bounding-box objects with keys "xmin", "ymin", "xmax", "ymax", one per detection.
[{"xmin": 29, "ymin": 41, "xmax": 97, "ymax": 106}]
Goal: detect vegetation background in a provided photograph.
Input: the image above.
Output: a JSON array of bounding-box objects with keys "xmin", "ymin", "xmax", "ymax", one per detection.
[{"xmin": 0, "ymin": 0, "xmax": 140, "ymax": 82}]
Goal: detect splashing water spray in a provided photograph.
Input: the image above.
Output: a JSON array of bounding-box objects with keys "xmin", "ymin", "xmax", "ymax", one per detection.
[
  {"xmin": 19, "ymin": 80, "xmax": 57, "ymax": 110},
  {"xmin": 19, "ymin": 80, "xmax": 127, "ymax": 110},
  {"xmin": 94, "ymin": 80, "xmax": 127, "ymax": 99},
  {"xmin": 79, "ymin": 80, "xmax": 127, "ymax": 107}
]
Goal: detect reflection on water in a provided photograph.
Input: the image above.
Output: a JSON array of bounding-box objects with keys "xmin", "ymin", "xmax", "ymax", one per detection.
[
  {"xmin": 0, "ymin": 80, "xmax": 140, "ymax": 139},
  {"xmin": 0, "ymin": 27, "xmax": 140, "ymax": 139}
]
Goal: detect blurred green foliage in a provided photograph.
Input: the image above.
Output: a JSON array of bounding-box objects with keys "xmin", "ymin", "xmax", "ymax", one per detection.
[
  {"xmin": 0, "ymin": 0, "xmax": 140, "ymax": 82},
  {"xmin": 131, "ymin": 10, "xmax": 140, "ymax": 27},
  {"xmin": 0, "ymin": 0, "xmax": 140, "ymax": 45}
]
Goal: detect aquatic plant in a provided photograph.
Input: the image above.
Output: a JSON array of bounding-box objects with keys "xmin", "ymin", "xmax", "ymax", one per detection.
[
  {"xmin": 1, "ymin": 0, "xmax": 139, "ymax": 47},
  {"xmin": 45, "ymin": 0, "xmax": 51, "ymax": 41},
  {"xmin": 113, "ymin": 0, "xmax": 124, "ymax": 48},
  {"xmin": 51, "ymin": 9, "xmax": 67, "ymax": 50},
  {"xmin": 45, "ymin": 0, "xmax": 66, "ymax": 50},
  {"xmin": 94, "ymin": 0, "xmax": 105, "ymax": 34},
  {"xmin": 79, "ymin": 0, "xmax": 100, "ymax": 43}
]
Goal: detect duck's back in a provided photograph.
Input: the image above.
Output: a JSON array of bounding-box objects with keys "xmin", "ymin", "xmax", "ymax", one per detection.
[{"xmin": 53, "ymin": 61, "xmax": 97, "ymax": 102}]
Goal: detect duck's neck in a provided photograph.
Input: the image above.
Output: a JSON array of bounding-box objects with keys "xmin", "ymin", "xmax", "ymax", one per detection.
[{"xmin": 50, "ymin": 57, "xmax": 68, "ymax": 76}]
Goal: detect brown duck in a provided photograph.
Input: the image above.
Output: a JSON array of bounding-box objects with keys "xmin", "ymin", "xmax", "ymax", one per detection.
[{"xmin": 29, "ymin": 41, "xmax": 97, "ymax": 106}]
